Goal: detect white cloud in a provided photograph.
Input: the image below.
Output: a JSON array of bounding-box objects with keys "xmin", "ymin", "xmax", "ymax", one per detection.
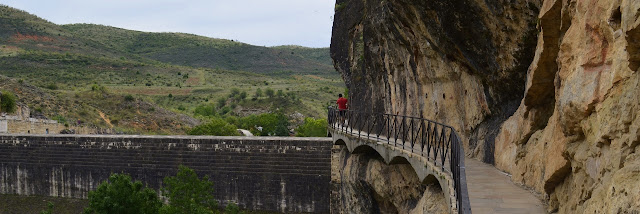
[{"xmin": 1, "ymin": 0, "xmax": 336, "ymax": 47}]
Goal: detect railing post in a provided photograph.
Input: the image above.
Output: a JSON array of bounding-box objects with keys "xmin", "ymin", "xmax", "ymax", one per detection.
[
  {"xmin": 393, "ymin": 116, "xmax": 398, "ymax": 146},
  {"xmin": 421, "ymin": 120, "xmax": 426, "ymax": 156},
  {"xmin": 410, "ymin": 119, "xmax": 415, "ymax": 151},
  {"xmin": 357, "ymin": 113, "xmax": 362, "ymax": 137}
]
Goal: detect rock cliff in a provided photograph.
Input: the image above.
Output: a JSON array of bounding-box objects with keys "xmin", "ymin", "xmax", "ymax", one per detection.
[
  {"xmin": 331, "ymin": 0, "xmax": 541, "ymax": 164},
  {"xmin": 494, "ymin": 0, "xmax": 640, "ymax": 212},
  {"xmin": 331, "ymin": 0, "xmax": 640, "ymax": 212}
]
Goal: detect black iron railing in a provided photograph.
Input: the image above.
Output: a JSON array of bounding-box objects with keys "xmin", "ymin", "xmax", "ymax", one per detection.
[{"xmin": 327, "ymin": 107, "xmax": 471, "ymax": 214}]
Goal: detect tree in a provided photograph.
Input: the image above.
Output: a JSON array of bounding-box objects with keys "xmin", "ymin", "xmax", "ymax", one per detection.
[
  {"xmin": 0, "ymin": 91, "xmax": 17, "ymax": 114},
  {"xmin": 194, "ymin": 104, "xmax": 216, "ymax": 117},
  {"xmin": 265, "ymin": 88, "xmax": 275, "ymax": 98},
  {"xmin": 83, "ymin": 174, "xmax": 162, "ymax": 214},
  {"xmin": 240, "ymin": 112, "xmax": 289, "ymax": 136},
  {"xmin": 188, "ymin": 118, "xmax": 240, "ymax": 136},
  {"xmin": 161, "ymin": 166, "xmax": 217, "ymax": 214},
  {"xmin": 254, "ymin": 88, "xmax": 263, "ymax": 98},
  {"xmin": 295, "ymin": 118, "xmax": 328, "ymax": 137}
]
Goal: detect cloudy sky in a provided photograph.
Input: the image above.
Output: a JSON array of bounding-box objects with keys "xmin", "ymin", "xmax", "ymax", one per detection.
[{"xmin": 1, "ymin": 0, "xmax": 336, "ymax": 48}]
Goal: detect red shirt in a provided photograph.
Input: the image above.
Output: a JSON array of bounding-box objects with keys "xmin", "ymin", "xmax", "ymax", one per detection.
[{"xmin": 336, "ymin": 97, "xmax": 348, "ymax": 110}]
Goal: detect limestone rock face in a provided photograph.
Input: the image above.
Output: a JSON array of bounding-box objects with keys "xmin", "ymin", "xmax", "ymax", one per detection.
[
  {"xmin": 331, "ymin": 0, "xmax": 541, "ymax": 163},
  {"xmin": 330, "ymin": 145, "xmax": 447, "ymax": 213},
  {"xmin": 494, "ymin": 0, "xmax": 640, "ymax": 212},
  {"xmin": 331, "ymin": 0, "xmax": 640, "ymax": 212}
]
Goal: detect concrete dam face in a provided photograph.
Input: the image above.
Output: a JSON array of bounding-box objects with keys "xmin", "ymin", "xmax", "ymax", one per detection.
[{"xmin": 0, "ymin": 134, "xmax": 332, "ymax": 213}]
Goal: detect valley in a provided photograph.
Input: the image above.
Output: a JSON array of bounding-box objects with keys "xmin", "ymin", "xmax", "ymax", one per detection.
[{"xmin": 0, "ymin": 5, "xmax": 343, "ymax": 135}]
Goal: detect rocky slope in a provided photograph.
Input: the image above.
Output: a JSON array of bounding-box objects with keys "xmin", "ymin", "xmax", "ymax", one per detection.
[
  {"xmin": 494, "ymin": 0, "xmax": 640, "ymax": 212},
  {"xmin": 331, "ymin": 0, "xmax": 640, "ymax": 212},
  {"xmin": 0, "ymin": 76, "xmax": 199, "ymax": 134}
]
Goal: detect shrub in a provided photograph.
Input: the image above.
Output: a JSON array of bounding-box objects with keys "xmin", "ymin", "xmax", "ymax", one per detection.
[
  {"xmin": 224, "ymin": 203, "xmax": 242, "ymax": 214},
  {"xmin": 124, "ymin": 94, "xmax": 135, "ymax": 102},
  {"xmin": 52, "ymin": 115, "xmax": 67, "ymax": 124},
  {"xmin": 216, "ymin": 98, "xmax": 226, "ymax": 108},
  {"xmin": 188, "ymin": 118, "xmax": 239, "ymax": 136},
  {"xmin": 335, "ymin": 2, "xmax": 348, "ymax": 11},
  {"xmin": 0, "ymin": 91, "xmax": 17, "ymax": 114},
  {"xmin": 229, "ymin": 88, "xmax": 240, "ymax": 97},
  {"xmin": 160, "ymin": 165, "xmax": 217, "ymax": 214},
  {"xmin": 46, "ymin": 83, "xmax": 58, "ymax": 90},
  {"xmin": 40, "ymin": 202, "xmax": 54, "ymax": 214},
  {"xmin": 91, "ymin": 84, "xmax": 107, "ymax": 92},
  {"xmin": 287, "ymin": 92, "xmax": 296, "ymax": 100},
  {"xmin": 254, "ymin": 88, "xmax": 263, "ymax": 98},
  {"xmin": 295, "ymin": 118, "xmax": 328, "ymax": 137},
  {"xmin": 276, "ymin": 90, "xmax": 284, "ymax": 97},
  {"xmin": 219, "ymin": 106, "xmax": 232, "ymax": 115},
  {"xmin": 83, "ymin": 174, "xmax": 162, "ymax": 214},
  {"xmin": 265, "ymin": 88, "xmax": 275, "ymax": 98}
]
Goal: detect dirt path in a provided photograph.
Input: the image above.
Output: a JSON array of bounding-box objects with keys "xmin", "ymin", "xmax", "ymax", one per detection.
[{"xmin": 97, "ymin": 110, "xmax": 114, "ymax": 128}]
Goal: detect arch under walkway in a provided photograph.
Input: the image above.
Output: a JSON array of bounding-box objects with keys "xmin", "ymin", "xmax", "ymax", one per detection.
[{"xmin": 327, "ymin": 107, "xmax": 548, "ymax": 213}]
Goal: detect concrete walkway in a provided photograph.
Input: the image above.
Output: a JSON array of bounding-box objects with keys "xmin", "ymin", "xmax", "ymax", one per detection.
[{"xmin": 465, "ymin": 158, "xmax": 546, "ymax": 214}]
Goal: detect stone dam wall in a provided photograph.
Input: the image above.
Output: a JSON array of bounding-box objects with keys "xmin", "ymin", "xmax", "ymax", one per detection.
[{"xmin": 0, "ymin": 134, "xmax": 332, "ymax": 213}]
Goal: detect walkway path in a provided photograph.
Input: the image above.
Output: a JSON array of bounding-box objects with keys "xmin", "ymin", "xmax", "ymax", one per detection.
[{"xmin": 465, "ymin": 158, "xmax": 546, "ymax": 214}]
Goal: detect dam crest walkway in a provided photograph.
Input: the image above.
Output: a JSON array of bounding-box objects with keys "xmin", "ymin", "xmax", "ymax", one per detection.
[{"xmin": 327, "ymin": 108, "xmax": 545, "ymax": 214}]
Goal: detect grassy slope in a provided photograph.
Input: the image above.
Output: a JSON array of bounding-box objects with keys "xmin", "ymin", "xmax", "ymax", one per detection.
[
  {"xmin": 0, "ymin": 5, "xmax": 342, "ymax": 134},
  {"xmin": 62, "ymin": 24, "xmax": 336, "ymax": 76}
]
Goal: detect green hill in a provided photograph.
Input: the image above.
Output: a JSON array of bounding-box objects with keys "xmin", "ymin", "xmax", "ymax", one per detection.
[
  {"xmin": 63, "ymin": 24, "xmax": 334, "ymax": 75},
  {"xmin": 0, "ymin": 5, "xmax": 343, "ymax": 135}
]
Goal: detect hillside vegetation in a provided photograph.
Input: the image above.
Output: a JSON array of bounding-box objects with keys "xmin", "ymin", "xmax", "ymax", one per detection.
[{"xmin": 0, "ymin": 5, "xmax": 342, "ymax": 135}]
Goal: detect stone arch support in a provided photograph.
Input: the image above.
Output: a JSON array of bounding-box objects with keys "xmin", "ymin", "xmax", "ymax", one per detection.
[{"xmin": 331, "ymin": 130, "xmax": 458, "ymax": 213}]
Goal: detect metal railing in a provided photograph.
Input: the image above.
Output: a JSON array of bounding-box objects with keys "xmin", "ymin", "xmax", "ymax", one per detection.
[{"xmin": 327, "ymin": 107, "xmax": 471, "ymax": 214}]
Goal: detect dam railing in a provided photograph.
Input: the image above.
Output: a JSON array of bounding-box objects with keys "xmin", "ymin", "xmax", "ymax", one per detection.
[{"xmin": 327, "ymin": 107, "xmax": 471, "ymax": 214}]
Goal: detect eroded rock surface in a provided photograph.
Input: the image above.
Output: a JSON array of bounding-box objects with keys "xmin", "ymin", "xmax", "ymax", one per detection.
[
  {"xmin": 494, "ymin": 0, "xmax": 640, "ymax": 212},
  {"xmin": 331, "ymin": 0, "xmax": 541, "ymax": 164},
  {"xmin": 330, "ymin": 145, "xmax": 447, "ymax": 214},
  {"xmin": 331, "ymin": 0, "xmax": 640, "ymax": 212}
]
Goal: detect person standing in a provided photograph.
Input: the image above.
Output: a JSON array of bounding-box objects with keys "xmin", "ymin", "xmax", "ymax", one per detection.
[{"xmin": 336, "ymin": 94, "xmax": 348, "ymax": 125}]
